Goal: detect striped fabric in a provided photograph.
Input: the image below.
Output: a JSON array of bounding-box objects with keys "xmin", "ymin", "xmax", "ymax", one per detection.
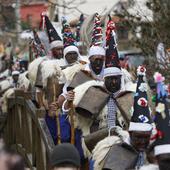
[
  {"xmin": 107, "ymin": 95, "xmax": 117, "ymax": 129},
  {"xmin": 136, "ymin": 152, "xmax": 144, "ymax": 169}
]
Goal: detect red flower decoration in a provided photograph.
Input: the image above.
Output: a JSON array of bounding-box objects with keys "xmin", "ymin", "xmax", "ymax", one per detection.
[
  {"xmin": 137, "ymin": 97, "xmax": 148, "ymax": 107},
  {"xmin": 137, "ymin": 65, "xmax": 146, "ymax": 76},
  {"xmin": 106, "ymin": 17, "xmax": 116, "ymax": 42},
  {"xmin": 150, "ymin": 129, "xmax": 163, "ymax": 140},
  {"xmin": 140, "ymin": 66, "xmax": 145, "ymax": 72}
]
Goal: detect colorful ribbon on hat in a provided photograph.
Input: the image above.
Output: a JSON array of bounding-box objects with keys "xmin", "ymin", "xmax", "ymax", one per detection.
[
  {"xmin": 39, "ymin": 12, "xmax": 46, "ymax": 30},
  {"xmin": 150, "ymin": 128, "xmax": 163, "ymax": 140},
  {"xmin": 106, "ymin": 15, "xmax": 116, "ymax": 42},
  {"xmin": 157, "ymin": 82, "xmax": 167, "ymax": 99},
  {"xmin": 91, "ymin": 13, "xmax": 103, "ymax": 46}
]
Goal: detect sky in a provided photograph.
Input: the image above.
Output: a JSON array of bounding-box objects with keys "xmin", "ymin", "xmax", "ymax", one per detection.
[{"xmin": 58, "ymin": 0, "xmax": 119, "ymax": 21}]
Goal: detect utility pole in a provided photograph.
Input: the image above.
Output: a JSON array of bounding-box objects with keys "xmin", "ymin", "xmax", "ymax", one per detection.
[
  {"xmin": 15, "ymin": 0, "xmax": 21, "ymax": 44},
  {"xmin": 63, "ymin": 0, "xmax": 66, "ymax": 16}
]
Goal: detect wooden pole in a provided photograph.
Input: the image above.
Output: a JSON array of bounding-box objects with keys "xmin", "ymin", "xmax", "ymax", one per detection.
[
  {"xmin": 29, "ymin": 39, "xmax": 33, "ymax": 62},
  {"xmin": 53, "ymin": 83, "xmax": 61, "ymax": 144},
  {"xmin": 69, "ymin": 101, "xmax": 75, "ymax": 145}
]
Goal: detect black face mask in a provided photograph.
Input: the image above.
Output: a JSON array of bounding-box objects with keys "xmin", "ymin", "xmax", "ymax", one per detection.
[
  {"xmin": 65, "ymin": 52, "xmax": 78, "ymax": 64},
  {"xmin": 12, "ymin": 75, "xmax": 19, "ymax": 83},
  {"xmin": 90, "ymin": 58, "xmax": 104, "ymax": 75},
  {"xmin": 104, "ymin": 76, "xmax": 121, "ymax": 93},
  {"xmin": 130, "ymin": 132, "xmax": 151, "ymax": 152}
]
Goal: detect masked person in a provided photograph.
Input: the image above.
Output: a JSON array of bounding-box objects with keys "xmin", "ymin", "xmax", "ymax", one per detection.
[
  {"xmin": 50, "ymin": 143, "xmax": 81, "ymax": 170},
  {"xmin": 76, "ymin": 17, "xmax": 152, "ymax": 169},
  {"xmin": 31, "ymin": 13, "xmax": 65, "ymax": 107},
  {"xmin": 11, "ymin": 71, "xmax": 20, "ymax": 88},
  {"xmin": 55, "ymin": 13, "xmax": 105, "ymax": 169},
  {"xmin": 50, "ymin": 44, "xmax": 63, "ymax": 60},
  {"xmin": 84, "ymin": 46, "xmax": 105, "ymax": 80},
  {"xmin": 63, "ymin": 46, "xmax": 80, "ymax": 65},
  {"xmin": 61, "ymin": 65, "xmax": 153, "ymax": 170},
  {"xmin": 85, "ymin": 18, "xmax": 138, "ymax": 167},
  {"xmin": 126, "ymin": 66, "xmax": 153, "ymax": 169},
  {"xmin": 95, "ymin": 65, "xmax": 153, "ymax": 170},
  {"xmin": 61, "ymin": 17, "xmax": 83, "ymax": 66},
  {"xmin": 32, "ymin": 13, "xmax": 65, "ymax": 106},
  {"xmin": 44, "ymin": 17, "xmax": 83, "ymax": 149},
  {"xmin": 60, "ymin": 14, "xmax": 136, "ymax": 156}
]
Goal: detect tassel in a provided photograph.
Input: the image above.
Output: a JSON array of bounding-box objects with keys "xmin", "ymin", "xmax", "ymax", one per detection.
[
  {"xmin": 39, "ymin": 12, "xmax": 46, "ymax": 30},
  {"xmin": 107, "ymin": 95, "xmax": 117, "ymax": 129},
  {"xmin": 106, "ymin": 15, "xmax": 116, "ymax": 42}
]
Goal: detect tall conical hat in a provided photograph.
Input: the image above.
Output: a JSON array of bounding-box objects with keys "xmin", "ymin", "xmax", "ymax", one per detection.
[
  {"xmin": 104, "ymin": 15, "xmax": 122, "ymax": 78},
  {"xmin": 62, "ymin": 17, "xmax": 77, "ymax": 48},
  {"xmin": 76, "ymin": 14, "xmax": 84, "ymax": 43},
  {"xmin": 129, "ymin": 66, "xmax": 153, "ymax": 132},
  {"xmin": 40, "ymin": 12, "xmax": 63, "ymax": 50},
  {"xmin": 89, "ymin": 13, "xmax": 105, "ymax": 58}
]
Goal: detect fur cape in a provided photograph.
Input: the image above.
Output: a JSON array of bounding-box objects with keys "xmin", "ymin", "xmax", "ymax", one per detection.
[
  {"xmin": 73, "ymin": 80, "xmax": 104, "ymax": 136},
  {"xmin": 73, "ymin": 80, "xmax": 104, "ymax": 106},
  {"xmin": 0, "ymin": 77, "xmax": 12, "ymax": 91},
  {"xmin": 0, "ymin": 69, "xmax": 10, "ymax": 79},
  {"xmin": 139, "ymin": 164, "xmax": 159, "ymax": 170},
  {"xmin": 121, "ymin": 68, "xmax": 136, "ymax": 92},
  {"xmin": 62, "ymin": 63, "xmax": 85, "ymax": 83},
  {"xmin": 92, "ymin": 127, "xmax": 129, "ymax": 170},
  {"xmin": 18, "ymin": 71, "xmax": 30, "ymax": 91},
  {"xmin": 40, "ymin": 60, "xmax": 65, "ymax": 87},
  {"xmin": 28, "ymin": 57, "xmax": 47, "ymax": 85},
  {"xmin": 1, "ymin": 88, "xmax": 14, "ymax": 113},
  {"xmin": 28, "ymin": 57, "xmax": 66, "ymax": 87}
]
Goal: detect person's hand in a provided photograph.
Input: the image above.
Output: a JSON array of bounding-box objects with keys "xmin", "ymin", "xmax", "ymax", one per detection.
[
  {"xmin": 48, "ymin": 101, "xmax": 59, "ymax": 117},
  {"xmin": 66, "ymin": 90, "xmax": 75, "ymax": 101}
]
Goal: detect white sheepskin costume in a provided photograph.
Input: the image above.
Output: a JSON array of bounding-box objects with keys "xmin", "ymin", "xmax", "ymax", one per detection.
[
  {"xmin": 50, "ymin": 40, "xmax": 63, "ymax": 50},
  {"xmin": 74, "ymin": 113, "xmax": 93, "ymax": 136},
  {"xmin": 71, "ymin": 69, "xmax": 136, "ymax": 136},
  {"xmin": 40, "ymin": 60, "xmax": 66, "ymax": 87},
  {"xmin": 1, "ymin": 88, "xmax": 14, "ymax": 113},
  {"xmin": 0, "ymin": 77, "xmax": 12, "ymax": 91},
  {"xmin": 63, "ymin": 45, "xmax": 80, "ymax": 62},
  {"xmin": 54, "ymin": 58, "xmax": 66, "ymax": 67},
  {"xmin": 121, "ymin": 68, "xmax": 136, "ymax": 92},
  {"xmin": 72, "ymin": 80, "xmax": 104, "ymax": 136},
  {"xmin": 28, "ymin": 57, "xmax": 47, "ymax": 85},
  {"xmin": 62, "ymin": 63, "xmax": 85, "ymax": 83},
  {"xmin": 73, "ymin": 80, "xmax": 104, "ymax": 107},
  {"xmin": 88, "ymin": 46, "xmax": 105, "ymax": 58},
  {"xmin": 139, "ymin": 164, "xmax": 159, "ymax": 170},
  {"xmin": 92, "ymin": 127, "xmax": 129, "ymax": 170},
  {"xmin": 92, "ymin": 136, "xmax": 121, "ymax": 170},
  {"xmin": 18, "ymin": 71, "xmax": 30, "ymax": 91},
  {"xmin": 0, "ymin": 69, "xmax": 10, "ymax": 79}
]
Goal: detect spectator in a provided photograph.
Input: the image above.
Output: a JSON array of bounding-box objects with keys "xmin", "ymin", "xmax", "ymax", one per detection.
[{"xmin": 50, "ymin": 143, "xmax": 81, "ymax": 170}]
